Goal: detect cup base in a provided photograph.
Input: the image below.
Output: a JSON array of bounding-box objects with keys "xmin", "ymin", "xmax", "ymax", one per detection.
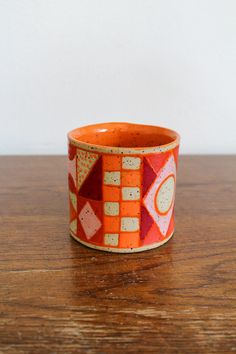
[{"xmin": 70, "ymin": 230, "xmax": 174, "ymax": 253}]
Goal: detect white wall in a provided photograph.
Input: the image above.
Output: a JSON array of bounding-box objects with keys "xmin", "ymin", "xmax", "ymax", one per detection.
[{"xmin": 0, "ymin": 0, "xmax": 235, "ymax": 154}]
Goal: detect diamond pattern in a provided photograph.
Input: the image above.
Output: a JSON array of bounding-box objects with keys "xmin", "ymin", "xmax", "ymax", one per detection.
[
  {"xmin": 79, "ymin": 201, "xmax": 102, "ymax": 240},
  {"xmin": 143, "ymin": 154, "xmax": 176, "ymax": 237}
]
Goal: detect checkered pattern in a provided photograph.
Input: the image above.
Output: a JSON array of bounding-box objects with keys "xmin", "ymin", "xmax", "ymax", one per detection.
[
  {"xmin": 68, "ymin": 143, "xmax": 178, "ymax": 250},
  {"xmin": 102, "ymin": 155, "xmax": 121, "ymax": 247},
  {"xmin": 102, "ymin": 155, "xmax": 142, "ymax": 248}
]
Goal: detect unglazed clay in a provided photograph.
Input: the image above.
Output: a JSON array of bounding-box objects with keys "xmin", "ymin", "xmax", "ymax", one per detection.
[{"xmin": 67, "ymin": 122, "xmax": 180, "ymax": 253}]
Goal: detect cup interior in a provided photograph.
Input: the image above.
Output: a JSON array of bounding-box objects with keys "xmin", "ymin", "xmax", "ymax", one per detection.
[{"xmin": 68, "ymin": 123, "xmax": 179, "ymax": 149}]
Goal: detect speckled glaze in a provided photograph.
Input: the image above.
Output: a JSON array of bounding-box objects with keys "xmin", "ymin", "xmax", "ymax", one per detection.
[{"xmin": 67, "ymin": 122, "xmax": 180, "ymax": 253}]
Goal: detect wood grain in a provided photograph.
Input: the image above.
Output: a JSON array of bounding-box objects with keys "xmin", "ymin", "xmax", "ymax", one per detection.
[{"xmin": 0, "ymin": 156, "xmax": 235, "ymax": 354}]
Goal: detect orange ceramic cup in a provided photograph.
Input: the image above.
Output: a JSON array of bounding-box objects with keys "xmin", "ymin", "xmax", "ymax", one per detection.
[{"xmin": 68, "ymin": 122, "xmax": 180, "ymax": 253}]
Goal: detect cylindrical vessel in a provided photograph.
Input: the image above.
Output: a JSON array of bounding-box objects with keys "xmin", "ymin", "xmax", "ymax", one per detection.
[{"xmin": 67, "ymin": 122, "xmax": 180, "ymax": 253}]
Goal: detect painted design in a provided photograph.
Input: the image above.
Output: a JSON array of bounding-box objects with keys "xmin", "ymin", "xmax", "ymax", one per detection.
[
  {"xmin": 121, "ymin": 217, "xmax": 139, "ymax": 232},
  {"xmin": 68, "ymin": 156, "xmax": 77, "ymax": 238},
  {"xmin": 122, "ymin": 187, "xmax": 140, "ymax": 201},
  {"xmin": 69, "ymin": 198, "xmax": 77, "ymax": 222},
  {"xmin": 156, "ymin": 175, "xmax": 175, "ymax": 214},
  {"xmin": 119, "ymin": 232, "xmax": 140, "ymax": 248},
  {"xmin": 78, "ymin": 200, "xmax": 102, "ymax": 240},
  {"xmin": 102, "ymin": 156, "xmax": 121, "ymax": 243},
  {"xmin": 68, "ymin": 154, "xmax": 76, "ymax": 187},
  {"xmin": 142, "ymin": 157, "xmax": 157, "ymax": 197},
  {"xmin": 69, "ymin": 191, "xmax": 77, "ymax": 211},
  {"xmin": 104, "ymin": 171, "xmax": 121, "ymax": 185},
  {"xmin": 143, "ymin": 154, "xmax": 176, "ymax": 237},
  {"xmin": 122, "ymin": 157, "xmax": 141, "ymax": 170},
  {"xmin": 79, "ymin": 157, "xmax": 103, "ymax": 200},
  {"xmin": 68, "ymin": 173, "xmax": 76, "ymax": 194},
  {"xmin": 140, "ymin": 223, "xmax": 163, "ymax": 246},
  {"xmin": 77, "ymin": 196, "xmax": 103, "ymax": 244},
  {"xmin": 104, "ymin": 233, "xmax": 119, "ymax": 246},
  {"xmin": 70, "ymin": 219, "xmax": 77, "ymax": 234},
  {"xmin": 68, "ymin": 144, "xmax": 77, "ymax": 160},
  {"xmin": 140, "ymin": 205, "xmax": 153, "ymax": 240},
  {"xmin": 120, "ymin": 201, "xmax": 140, "ymax": 217},
  {"xmin": 68, "ymin": 138, "xmax": 179, "ymax": 252},
  {"xmin": 77, "ymin": 149, "xmax": 99, "ymax": 190},
  {"xmin": 104, "ymin": 202, "xmax": 119, "ymax": 216}
]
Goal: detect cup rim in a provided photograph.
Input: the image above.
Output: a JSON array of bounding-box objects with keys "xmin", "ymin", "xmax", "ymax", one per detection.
[{"xmin": 68, "ymin": 122, "xmax": 180, "ymax": 155}]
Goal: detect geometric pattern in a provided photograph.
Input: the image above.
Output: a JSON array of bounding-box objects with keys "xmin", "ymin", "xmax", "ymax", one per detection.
[
  {"xmin": 104, "ymin": 202, "xmax": 119, "ymax": 216},
  {"xmin": 68, "ymin": 145, "xmax": 77, "ymax": 237},
  {"xmin": 102, "ymin": 155, "xmax": 122, "ymax": 248},
  {"xmin": 143, "ymin": 153, "xmax": 176, "ymax": 237},
  {"xmin": 77, "ymin": 196, "xmax": 103, "ymax": 244},
  {"xmin": 69, "ymin": 191, "xmax": 77, "ymax": 211},
  {"xmin": 68, "ymin": 153, "xmax": 76, "ymax": 188},
  {"xmin": 104, "ymin": 233, "xmax": 119, "ymax": 246},
  {"xmin": 68, "ymin": 143, "xmax": 178, "ymax": 250},
  {"xmin": 79, "ymin": 157, "xmax": 103, "ymax": 200},
  {"xmin": 140, "ymin": 223, "xmax": 163, "ymax": 246},
  {"xmin": 79, "ymin": 201, "xmax": 102, "ymax": 239},
  {"xmin": 102, "ymin": 154, "xmax": 142, "ymax": 249},
  {"xmin": 140, "ymin": 206, "xmax": 153, "ymax": 239},
  {"xmin": 77, "ymin": 149, "xmax": 99, "ymax": 190},
  {"xmin": 142, "ymin": 157, "xmax": 156, "ymax": 197},
  {"xmin": 70, "ymin": 219, "xmax": 77, "ymax": 234}
]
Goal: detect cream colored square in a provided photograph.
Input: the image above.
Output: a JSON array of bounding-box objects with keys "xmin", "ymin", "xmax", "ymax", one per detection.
[
  {"xmin": 104, "ymin": 233, "xmax": 119, "ymax": 246},
  {"xmin": 104, "ymin": 171, "xmax": 121, "ymax": 185},
  {"xmin": 122, "ymin": 157, "xmax": 141, "ymax": 170},
  {"xmin": 121, "ymin": 217, "xmax": 139, "ymax": 232},
  {"xmin": 122, "ymin": 187, "xmax": 140, "ymax": 200},
  {"xmin": 104, "ymin": 202, "xmax": 119, "ymax": 216}
]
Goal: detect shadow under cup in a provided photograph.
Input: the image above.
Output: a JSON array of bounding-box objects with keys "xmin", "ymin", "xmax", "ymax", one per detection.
[{"xmin": 67, "ymin": 122, "xmax": 180, "ymax": 253}]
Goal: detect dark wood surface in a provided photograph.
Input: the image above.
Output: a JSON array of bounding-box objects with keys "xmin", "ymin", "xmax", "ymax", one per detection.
[{"xmin": 0, "ymin": 156, "xmax": 235, "ymax": 354}]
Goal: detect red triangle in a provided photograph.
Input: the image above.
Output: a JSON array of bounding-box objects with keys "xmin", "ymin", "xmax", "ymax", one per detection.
[
  {"xmin": 79, "ymin": 157, "xmax": 103, "ymax": 200},
  {"xmin": 172, "ymin": 146, "xmax": 179, "ymax": 169},
  {"xmin": 68, "ymin": 144, "xmax": 77, "ymax": 160},
  {"xmin": 142, "ymin": 157, "xmax": 157, "ymax": 197},
  {"xmin": 141, "ymin": 223, "xmax": 163, "ymax": 246},
  {"xmin": 146, "ymin": 151, "xmax": 170, "ymax": 175},
  {"xmin": 69, "ymin": 198, "xmax": 77, "ymax": 222},
  {"xmin": 140, "ymin": 205, "xmax": 153, "ymax": 239}
]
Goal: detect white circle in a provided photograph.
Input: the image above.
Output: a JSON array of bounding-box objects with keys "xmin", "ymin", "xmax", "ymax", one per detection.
[{"xmin": 156, "ymin": 175, "xmax": 175, "ymax": 214}]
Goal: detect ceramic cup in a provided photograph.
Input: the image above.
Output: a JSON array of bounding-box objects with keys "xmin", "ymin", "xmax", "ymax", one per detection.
[{"xmin": 68, "ymin": 122, "xmax": 180, "ymax": 253}]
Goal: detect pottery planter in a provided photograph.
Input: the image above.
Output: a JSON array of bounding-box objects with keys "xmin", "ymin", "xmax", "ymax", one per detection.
[{"xmin": 67, "ymin": 122, "xmax": 180, "ymax": 253}]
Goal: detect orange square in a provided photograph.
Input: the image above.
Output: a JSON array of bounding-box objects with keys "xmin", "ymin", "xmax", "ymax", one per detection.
[
  {"xmin": 103, "ymin": 186, "xmax": 120, "ymax": 201},
  {"xmin": 120, "ymin": 202, "xmax": 140, "ymax": 217},
  {"xmin": 104, "ymin": 216, "xmax": 120, "ymax": 233},
  {"xmin": 119, "ymin": 232, "xmax": 140, "ymax": 248},
  {"xmin": 103, "ymin": 155, "xmax": 121, "ymax": 171},
  {"xmin": 121, "ymin": 171, "xmax": 141, "ymax": 186}
]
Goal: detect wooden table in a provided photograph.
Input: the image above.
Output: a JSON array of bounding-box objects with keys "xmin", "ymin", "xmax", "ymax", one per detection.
[{"xmin": 0, "ymin": 156, "xmax": 235, "ymax": 354}]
